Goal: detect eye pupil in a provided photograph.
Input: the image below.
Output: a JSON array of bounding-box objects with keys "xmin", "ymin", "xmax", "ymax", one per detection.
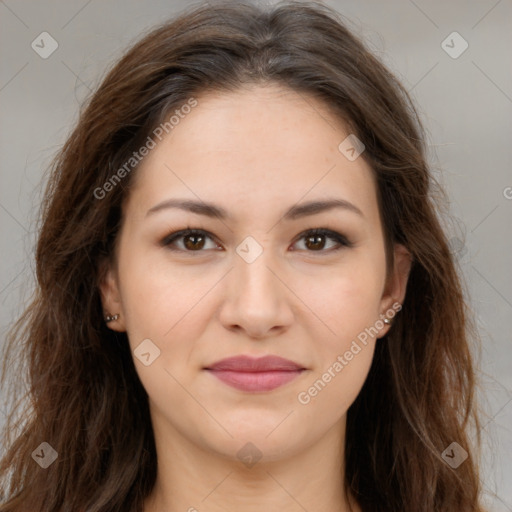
[{"xmin": 184, "ymin": 234, "xmax": 205, "ymax": 250}]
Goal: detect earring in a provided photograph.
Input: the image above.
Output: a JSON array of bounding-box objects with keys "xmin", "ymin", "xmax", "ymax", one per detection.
[
  {"xmin": 383, "ymin": 318, "xmax": 392, "ymax": 325},
  {"xmin": 105, "ymin": 313, "xmax": 119, "ymax": 323}
]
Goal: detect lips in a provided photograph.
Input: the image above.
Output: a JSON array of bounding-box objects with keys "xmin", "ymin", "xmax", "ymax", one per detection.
[
  {"xmin": 204, "ymin": 355, "xmax": 306, "ymax": 392},
  {"xmin": 206, "ymin": 355, "xmax": 304, "ymax": 372}
]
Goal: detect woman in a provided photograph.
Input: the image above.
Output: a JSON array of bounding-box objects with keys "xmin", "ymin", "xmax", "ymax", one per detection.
[{"xmin": 0, "ymin": 1, "xmax": 487, "ymax": 511}]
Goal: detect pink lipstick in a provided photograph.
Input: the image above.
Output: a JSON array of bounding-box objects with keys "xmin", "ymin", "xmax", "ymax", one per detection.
[{"xmin": 204, "ymin": 355, "xmax": 305, "ymax": 392}]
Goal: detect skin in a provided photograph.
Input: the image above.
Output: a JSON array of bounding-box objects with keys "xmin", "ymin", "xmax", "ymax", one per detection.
[{"xmin": 100, "ymin": 83, "xmax": 411, "ymax": 512}]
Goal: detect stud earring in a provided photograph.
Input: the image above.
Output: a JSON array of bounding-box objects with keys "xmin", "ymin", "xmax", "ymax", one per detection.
[
  {"xmin": 105, "ymin": 313, "xmax": 119, "ymax": 323},
  {"xmin": 383, "ymin": 317, "xmax": 393, "ymax": 325}
]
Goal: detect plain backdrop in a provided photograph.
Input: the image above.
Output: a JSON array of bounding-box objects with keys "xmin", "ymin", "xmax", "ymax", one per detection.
[{"xmin": 0, "ymin": 0, "xmax": 511, "ymax": 509}]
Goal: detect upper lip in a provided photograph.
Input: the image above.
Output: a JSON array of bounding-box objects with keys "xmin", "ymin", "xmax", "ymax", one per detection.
[{"xmin": 205, "ymin": 355, "xmax": 305, "ymax": 372}]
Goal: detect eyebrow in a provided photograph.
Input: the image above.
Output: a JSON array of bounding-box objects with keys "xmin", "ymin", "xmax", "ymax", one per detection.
[{"xmin": 146, "ymin": 197, "xmax": 364, "ymax": 220}]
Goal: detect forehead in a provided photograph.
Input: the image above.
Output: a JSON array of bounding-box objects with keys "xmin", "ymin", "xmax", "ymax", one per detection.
[{"xmin": 126, "ymin": 84, "xmax": 379, "ymax": 225}]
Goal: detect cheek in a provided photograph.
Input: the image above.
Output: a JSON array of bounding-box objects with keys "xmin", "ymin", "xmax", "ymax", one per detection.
[
  {"xmin": 294, "ymin": 259, "xmax": 385, "ymax": 348},
  {"xmin": 116, "ymin": 252, "xmax": 210, "ymax": 405},
  {"xmin": 295, "ymin": 254, "xmax": 384, "ymax": 412},
  {"xmin": 294, "ymin": 265, "xmax": 382, "ymax": 413},
  {"xmin": 117, "ymin": 247, "xmax": 210, "ymax": 350},
  {"xmin": 297, "ymin": 341, "xmax": 375, "ymax": 419}
]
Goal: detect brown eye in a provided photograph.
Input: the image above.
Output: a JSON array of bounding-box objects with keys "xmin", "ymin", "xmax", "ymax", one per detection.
[
  {"xmin": 162, "ymin": 227, "xmax": 352, "ymax": 254},
  {"xmin": 183, "ymin": 233, "xmax": 206, "ymax": 250},
  {"xmin": 304, "ymin": 233, "xmax": 327, "ymax": 251},
  {"xmin": 162, "ymin": 229, "xmax": 219, "ymax": 252},
  {"xmin": 292, "ymin": 228, "xmax": 352, "ymax": 253}
]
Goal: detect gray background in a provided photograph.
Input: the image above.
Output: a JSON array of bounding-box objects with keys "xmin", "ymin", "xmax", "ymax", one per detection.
[{"xmin": 0, "ymin": 0, "xmax": 511, "ymax": 509}]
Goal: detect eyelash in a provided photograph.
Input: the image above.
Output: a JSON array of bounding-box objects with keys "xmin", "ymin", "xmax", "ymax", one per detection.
[{"xmin": 160, "ymin": 227, "xmax": 353, "ymax": 254}]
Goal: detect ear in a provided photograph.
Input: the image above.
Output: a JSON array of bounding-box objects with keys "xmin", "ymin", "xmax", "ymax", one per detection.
[
  {"xmin": 98, "ymin": 257, "xmax": 126, "ymax": 332},
  {"xmin": 378, "ymin": 243, "xmax": 412, "ymax": 337}
]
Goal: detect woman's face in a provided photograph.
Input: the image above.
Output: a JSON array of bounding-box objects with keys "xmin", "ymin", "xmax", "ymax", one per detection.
[{"xmin": 100, "ymin": 84, "xmax": 410, "ymax": 463}]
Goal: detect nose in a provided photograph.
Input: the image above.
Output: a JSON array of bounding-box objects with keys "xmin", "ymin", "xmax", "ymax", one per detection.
[{"xmin": 218, "ymin": 247, "xmax": 295, "ymax": 340}]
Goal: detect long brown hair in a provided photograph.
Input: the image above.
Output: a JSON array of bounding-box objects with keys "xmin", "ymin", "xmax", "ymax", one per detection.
[{"xmin": 0, "ymin": 1, "xmax": 487, "ymax": 510}]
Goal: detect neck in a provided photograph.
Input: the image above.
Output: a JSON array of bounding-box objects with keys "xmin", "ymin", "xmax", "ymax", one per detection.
[{"xmin": 143, "ymin": 415, "xmax": 361, "ymax": 512}]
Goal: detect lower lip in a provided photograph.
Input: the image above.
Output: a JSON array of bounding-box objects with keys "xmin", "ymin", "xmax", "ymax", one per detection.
[{"xmin": 206, "ymin": 369, "xmax": 304, "ymax": 392}]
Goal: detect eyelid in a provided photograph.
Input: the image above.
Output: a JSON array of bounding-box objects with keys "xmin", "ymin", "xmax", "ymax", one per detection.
[{"xmin": 161, "ymin": 227, "xmax": 353, "ymax": 253}]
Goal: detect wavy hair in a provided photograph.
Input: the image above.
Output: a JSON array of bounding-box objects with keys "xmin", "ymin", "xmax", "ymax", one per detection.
[{"xmin": 0, "ymin": 1, "xmax": 487, "ymax": 510}]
